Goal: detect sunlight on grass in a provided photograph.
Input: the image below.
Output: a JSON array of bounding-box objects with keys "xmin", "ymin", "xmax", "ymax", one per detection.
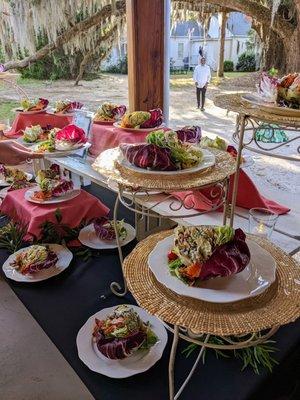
[{"xmin": 0, "ymin": 101, "xmax": 19, "ymax": 121}]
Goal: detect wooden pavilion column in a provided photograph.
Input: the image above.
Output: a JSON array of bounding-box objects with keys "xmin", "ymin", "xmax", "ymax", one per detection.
[
  {"xmin": 217, "ymin": 11, "xmax": 228, "ymax": 78},
  {"xmin": 126, "ymin": 0, "xmax": 168, "ymax": 115}
]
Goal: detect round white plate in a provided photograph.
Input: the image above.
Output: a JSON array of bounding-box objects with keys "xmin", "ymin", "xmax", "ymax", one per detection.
[
  {"xmin": 107, "ymin": 179, "xmax": 162, "ymax": 196},
  {"xmin": 78, "ymin": 222, "xmax": 136, "ymax": 249},
  {"xmin": 113, "ymin": 122, "xmax": 163, "ymax": 133},
  {"xmin": 119, "ymin": 148, "xmax": 215, "ymax": 175},
  {"xmin": 32, "ymin": 142, "xmax": 89, "ymax": 157},
  {"xmin": 76, "ymin": 304, "xmax": 167, "ymax": 378},
  {"xmin": 0, "ymin": 172, "xmax": 33, "ymax": 187},
  {"xmin": 25, "ymin": 186, "xmax": 80, "ymax": 204},
  {"xmin": 2, "ymin": 244, "xmax": 73, "ymax": 282},
  {"xmin": 148, "ymin": 235, "xmax": 276, "ymax": 303},
  {"xmin": 15, "ymin": 108, "xmax": 48, "ymax": 115}
]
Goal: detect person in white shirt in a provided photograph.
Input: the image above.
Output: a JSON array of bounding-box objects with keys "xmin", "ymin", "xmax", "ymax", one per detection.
[{"xmin": 193, "ymin": 57, "xmax": 211, "ymax": 111}]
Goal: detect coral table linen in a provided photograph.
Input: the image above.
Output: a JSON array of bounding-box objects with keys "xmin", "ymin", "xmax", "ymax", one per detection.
[
  {"xmin": 5, "ymin": 112, "xmax": 72, "ymax": 137},
  {"xmin": 172, "ymin": 169, "xmax": 290, "ymax": 215},
  {"xmin": 1, "ymin": 188, "xmax": 109, "ymax": 239}
]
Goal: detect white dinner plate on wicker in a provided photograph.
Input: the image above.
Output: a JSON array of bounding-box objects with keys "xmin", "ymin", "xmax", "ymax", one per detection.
[
  {"xmin": 76, "ymin": 304, "xmax": 167, "ymax": 378},
  {"xmin": 78, "ymin": 223, "xmax": 136, "ymax": 249},
  {"xmin": 148, "ymin": 235, "xmax": 276, "ymax": 303},
  {"xmin": 2, "ymin": 244, "xmax": 73, "ymax": 283},
  {"xmin": 107, "ymin": 179, "xmax": 162, "ymax": 196},
  {"xmin": 241, "ymin": 94, "xmax": 300, "ymax": 118},
  {"xmin": 0, "ymin": 172, "xmax": 32, "ymax": 187},
  {"xmin": 119, "ymin": 148, "xmax": 215, "ymax": 176},
  {"xmin": 31, "ymin": 142, "xmax": 89, "ymax": 157},
  {"xmin": 25, "ymin": 186, "xmax": 80, "ymax": 204},
  {"xmin": 113, "ymin": 122, "xmax": 163, "ymax": 133}
]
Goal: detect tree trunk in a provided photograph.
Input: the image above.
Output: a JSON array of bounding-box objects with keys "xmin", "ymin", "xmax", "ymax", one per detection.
[{"xmin": 217, "ymin": 11, "xmax": 227, "ymax": 78}]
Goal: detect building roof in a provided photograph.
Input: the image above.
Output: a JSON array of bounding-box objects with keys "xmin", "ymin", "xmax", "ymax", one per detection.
[
  {"xmin": 226, "ymin": 12, "xmax": 251, "ymax": 36},
  {"xmin": 171, "ymin": 20, "xmax": 204, "ymax": 38}
]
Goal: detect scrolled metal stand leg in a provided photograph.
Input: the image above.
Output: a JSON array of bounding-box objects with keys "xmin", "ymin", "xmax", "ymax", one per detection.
[
  {"xmin": 230, "ymin": 114, "xmax": 246, "ymax": 227},
  {"xmin": 110, "ymin": 194, "xmax": 128, "ymax": 297},
  {"xmin": 174, "ymin": 334, "xmax": 210, "ymax": 400},
  {"xmin": 169, "ymin": 325, "xmax": 179, "ymax": 400}
]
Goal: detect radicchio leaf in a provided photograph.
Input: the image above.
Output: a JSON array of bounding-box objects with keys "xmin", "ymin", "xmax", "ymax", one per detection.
[
  {"xmin": 140, "ymin": 108, "xmax": 163, "ymax": 128},
  {"xmin": 120, "ymin": 143, "xmax": 176, "ymax": 171},
  {"xmin": 96, "ymin": 330, "xmax": 146, "ymax": 360},
  {"xmin": 176, "ymin": 126, "xmax": 201, "ymax": 144},
  {"xmin": 199, "ymin": 228, "xmax": 250, "ymax": 280},
  {"xmin": 111, "ymin": 105, "xmax": 126, "ymax": 118},
  {"xmin": 52, "ymin": 180, "xmax": 74, "ymax": 197},
  {"xmin": 93, "ymin": 217, "xmax": 116, "ymax": 240},
  {"xmin": 55, "ymin": 124, "xmax": 87, "ymax": 143},
  {"xmin": 27, "ymin": 251, "xmax": 58, "ymax": 274}
]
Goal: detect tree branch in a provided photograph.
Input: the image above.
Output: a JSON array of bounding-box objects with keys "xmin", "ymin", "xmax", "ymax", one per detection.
[{"xmin": 3, "ymin": 0, "xmax": 125, "ymax": 71}]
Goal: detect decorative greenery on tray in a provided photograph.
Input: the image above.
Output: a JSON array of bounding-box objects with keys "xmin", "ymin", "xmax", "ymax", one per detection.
[
  {"xmin": 183, "ymin": 333, "xmax": 278, "ymax": 374},
  {"xmin": 0, "ymin": 218, "xmax": 28, "ymax": 253}
]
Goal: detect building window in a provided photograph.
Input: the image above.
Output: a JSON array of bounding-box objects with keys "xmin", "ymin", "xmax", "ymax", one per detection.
[{"xmin": 178, "ymin": 43, "xmax": 184, "ymax": 59}]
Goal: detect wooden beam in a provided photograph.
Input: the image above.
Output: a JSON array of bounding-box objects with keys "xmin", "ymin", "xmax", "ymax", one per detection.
[
  {"xmin": 217, "ymin": 11, "xmax": 228, "ymax": 78},
  {"xmin": 126, "ymin": 0, "xmax": 165, "ymax": 112}
]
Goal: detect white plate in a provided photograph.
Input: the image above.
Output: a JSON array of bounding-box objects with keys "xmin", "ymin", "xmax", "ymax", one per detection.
[
  {"xmin": 107, "ymin": 179, "xmax": 162, "ymax": 196},
  {"xmin": 76, "ymin": 305, "xmax": 167, "ymax": 378},
  {"xmin": 113, "ymin": 122, "xmax": 163, "ymax": 132},
  {"xmin": 2, "ymin": 244, "xmax": 73, "ymax": 282},
  {"xmin": 78, "ymin": 223, "xmax": 136, "ymax": 249},
  {"xmin": 25, "ymin": 186, "xmax": 80, "ymax": 204},
  {"xmin": 32, "ymin": 142, "xmax": 89, "ymax": 157},
  {"xmin": 119, "ymin": 148, "xmax": 215, "ymax": 175},
  {"xmin": 0, "ymin": 172, "xmax": 33, "ymax": 187},
  {"xmin": 148, "ymin": 235, "xmax": 276, "ymax": 303}
]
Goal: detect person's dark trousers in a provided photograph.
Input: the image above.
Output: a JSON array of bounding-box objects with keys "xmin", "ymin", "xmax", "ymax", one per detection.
[{"xmin": 196, "ymin": 86, "xmax": 206, "ymax": 109}]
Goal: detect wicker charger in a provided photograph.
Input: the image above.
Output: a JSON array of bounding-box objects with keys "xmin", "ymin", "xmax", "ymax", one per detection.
[
  {"xmin": 92, "ymin": 147, "xmax": 236, "ymax": 191},
  {"xmin": 123, "ymin": 230, "xmax": 300, "ymax": 336}
]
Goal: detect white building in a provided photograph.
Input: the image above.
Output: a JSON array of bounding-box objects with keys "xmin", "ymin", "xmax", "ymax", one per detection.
[{"xmin": 102, "ymin": 12, "xmax": 252, "ymax": 72}]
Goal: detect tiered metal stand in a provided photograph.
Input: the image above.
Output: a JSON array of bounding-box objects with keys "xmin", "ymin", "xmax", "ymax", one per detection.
[
  {"xmin": 92, "ymin": 145, "xmax": 300, "ymax": 399},
  {"xmin": 214, "ymin": 93, "xmax": 300, "ymax": 226}
]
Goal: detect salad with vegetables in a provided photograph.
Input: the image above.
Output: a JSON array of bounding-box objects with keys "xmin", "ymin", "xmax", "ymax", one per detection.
[
  {"xmin": 92, "ymin": 305, "xmax": 158, "ymax": 360},
  {"xmin": 120, "ymin": 108, "xmax": 163, "ymax": 129},
  {"xmin": 168, "ymin": 225, "xmax": 250, "ymax": 285},
  {"xmin": 93, "ymin": 217, "xmax": 127, "ymax": 241},
  {"xmin": 120, "ymin": 129, "xmax": 203, "ymax": 171},
  {"xmin": 94, "ymin": 103, "xmax": 126, "ymax": 122},
  {"xmin": 22, "ymin": 125, "xmax": 58, "ymax": 143},
  {"xmin": 36, "ymin": 164, "xmax": 60, "ymax": 184},
  {"xmin": 31, "ymin": 177, "xmax": 74, "ymax": 202},
  {"xmin": 0, "ymin": 164, "xmax": 27, "ymax": 183},
  {"xmin": 54, "ymin": 100, "xmax": 83, "ymax": 114},
  {"xmin": 10, "ymin": 245, "xmax": 58, "ymax": 275},
  {"xmin": 20, "ymin": 98, "xmax": 48, "ymax": 112},
  {"xmin": 36, "ymin": 125, "xmax": 86, "ymax": 152}
]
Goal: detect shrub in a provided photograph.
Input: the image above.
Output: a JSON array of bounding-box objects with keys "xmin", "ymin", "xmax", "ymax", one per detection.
[
  {"xmin": 236, "ymin": 52, "xmax": 256, "ymax": 72},
  {"xmin": 224, "ymin": 60, "xmax": 234, "ymax": 72}
]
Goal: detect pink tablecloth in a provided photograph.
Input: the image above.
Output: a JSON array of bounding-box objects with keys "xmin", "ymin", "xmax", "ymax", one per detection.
[
  {"xmin": 89, "ymin": 123, "xmax": 150, "ymax": 156},
  {"xmin": 5, "ymin": 112, "xmax": 72, "ymax": 137},
  {"xmin": 1, "ymin": 188, "xmax": 109, "ymax": 239}
]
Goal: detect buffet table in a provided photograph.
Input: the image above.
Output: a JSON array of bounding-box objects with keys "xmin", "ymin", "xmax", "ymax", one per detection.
[{"xmin": 1, "ymin": 184, "xmax": 300, "ymax": 400}]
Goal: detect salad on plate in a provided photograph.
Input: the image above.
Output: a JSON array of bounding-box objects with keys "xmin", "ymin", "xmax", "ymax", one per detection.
[
  {"xmin": 94, "ymin": 103, "xmax": 126, "ymax": 122},
  {"xmin": 92, "ymin": 305, "xmax": 158, "ymax": 360},
  {"xmin": 36, "ymin": 124, "xmax": 86, "ymax": 152},
  {"xmin": 19, "ymin": 98, "xmax": 49, "ymax": 112},
  {"xmin": 31, "ymin": 177, "xmax": 74, "ymax": 202},
  {"xmin": 93, "ymin": 217, "xmax": 127, "ymax": 241},
  {"xmin": 54, "ymin": 100, "xmax": 83, "ymax": 114},
  {"xmin": 120, "ymin": 129, "xmax": 203, "ymax": 171},
  {"xmin": 0, "ymin": 164, "xmax": 28, "ymax": 184},
  {"xmin": 35, "ymin": 164, "xmax": 60, "ymax": 184},
  {"xmin": 10, "ymin": 245, "xmax": 58, "ymax": 275},
  {"xmin": 22, "ymin": 125, "xmax": 59, "ymax": 143},
  {"xmin": 120, "ymin": 108, "xmax": 163, "ymax": 129},
  {"xmin": 167, "ymin": 226, "xmax": 250, "ymax": 285}
]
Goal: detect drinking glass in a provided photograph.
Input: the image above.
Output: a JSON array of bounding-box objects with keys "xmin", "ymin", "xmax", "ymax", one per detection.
[{"xmin": 248, "ymin": 208, "xmax": 278, "ymax": 239}]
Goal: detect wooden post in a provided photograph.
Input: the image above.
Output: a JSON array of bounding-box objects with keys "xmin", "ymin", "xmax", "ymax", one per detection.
[
  {"xmin": 126, "ymin": 0, "xmax": 166, "ymax": 112},
  {"xmin": 217, "ymin": 11, "xmax": 228, "ymax": 78}
]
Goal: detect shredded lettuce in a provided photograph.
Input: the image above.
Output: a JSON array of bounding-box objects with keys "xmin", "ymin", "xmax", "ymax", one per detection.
[{"xmin": 214, "ymin": 226, "xmax": 234, "ymax": 246}]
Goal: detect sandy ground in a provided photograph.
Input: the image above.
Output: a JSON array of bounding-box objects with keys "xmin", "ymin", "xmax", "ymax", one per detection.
[{"xmin": 0, "ymin": 73, "xmax": 299, "ymax": 194}]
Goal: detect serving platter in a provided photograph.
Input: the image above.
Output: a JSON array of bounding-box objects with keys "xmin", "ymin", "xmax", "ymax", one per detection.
[
  {"xmin": 32, "ymin": 142, "xmax": 89, "ymax": 157},
  {"xmin": 118, "ymin": 148, "xmax": 215, "ymax": 176},
  {"xmin": 0, "ymin": 172, "xmax": 32, "ymax": 187},
  {"xmin": 241, "ymin": 94, "xmax": 300, "ymax": 118},
  {"xmin": 78, "ymin": 222, "xmax": 136, "ymax": 249},
  {"xmin": 2, "ymin": 244, "xmax": 73, "ymax": 282},
  {"xmin": 76, "ymin": 305, "xmax": 167, "ymax": 378},
  {"xmin": 25, "ymin": 187, "xmax": 80, "ymax": 204},
  {"xmin": 148, "ymin": 235, "xmax": 276, "ymax": 303},
  {"xmin": 113, "ymin": 122, "xmax": 163, "ymax": 133}
]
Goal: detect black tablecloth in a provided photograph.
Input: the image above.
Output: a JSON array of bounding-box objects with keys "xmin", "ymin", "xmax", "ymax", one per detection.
[{"xmin": 2, "ymin": 184, "xmax": 300, "ymax": 400}]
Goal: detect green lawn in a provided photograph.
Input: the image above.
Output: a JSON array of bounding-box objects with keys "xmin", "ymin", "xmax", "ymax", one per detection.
[
  {"xmin": 170, "ymin": 71, "xmax": 250, "ymax": 88},
  {"xmin": 0, "ymin": 100, "xmax": 19, "ymax": 122}
]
